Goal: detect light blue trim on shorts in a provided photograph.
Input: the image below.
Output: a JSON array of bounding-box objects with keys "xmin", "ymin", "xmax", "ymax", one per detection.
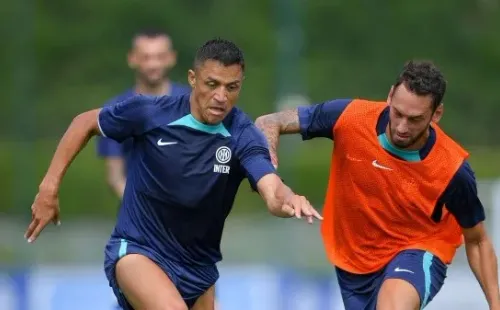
[
  {"xmin": 118, "ymin": 238, "xmax": 128, "ymax": 258},
  {"xmin": 421, "ymin": 251, "xmax": 434, "ymax": 309}
]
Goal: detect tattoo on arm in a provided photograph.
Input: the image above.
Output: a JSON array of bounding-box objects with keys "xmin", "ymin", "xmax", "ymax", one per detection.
[{"xmin": 255, "ymin": 109, "xmax": 300, "ymax": 166}]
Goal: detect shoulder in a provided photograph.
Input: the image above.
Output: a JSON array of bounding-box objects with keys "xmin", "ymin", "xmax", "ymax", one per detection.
[
  {"xmin": 342, "ymin": 99, "xmax": 386, "ymax": 114},
  {"xmin": 145, "ymin": 93, "xmax": 191, "ymax": 127},
  {"xmin": 433, "ymin": 124, "xmax": 469, "ymax": 158},
  {"xmin": 171, "ymin": 82, "xmax": 191, "ymax": 96},
  {"xmin": 102, "ymin": 89, "xmax": 135, "ymax": 107},
  {"xmin": 223, "ymin": 107, "xmax": 254, "ymax": 136},
  {"xmin": 444, "ymin": 160, "xmax": 478, "ymax": 199},
  {"xmin": 333, "ymin": 99, "xmax": 386, "ymax": 129},
  {"xmin": 155, "ymin": 93, "xmax": 188, "ymax": 109},
  {"xmin": 222, "ymin": 108, "xmax": 269, "ymax": 148},
  {"xmin": 452, "ymin": 161, "xmax": 476, "ymax": 184}
]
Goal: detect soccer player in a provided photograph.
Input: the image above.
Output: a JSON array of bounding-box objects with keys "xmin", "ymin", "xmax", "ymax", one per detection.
[
  {"xmin": 25, "ymin": 38, "xmax": 322, "ymax": 310},
  {"xmin": 255, "ymin": 61, "xmax": 500, "ymax": 310},
  {"xmin": 96, "ymin": 29, "xmax": 190, "ymax": 199}
]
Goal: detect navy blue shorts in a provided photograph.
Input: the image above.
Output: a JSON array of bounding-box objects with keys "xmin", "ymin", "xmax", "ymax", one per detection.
[
  {"xmin": 336, "ymin": 249, "xmax": 447, "ymax": 310},
  {"xmin": 104, "ymin": 238, "xmax": 219, "ymax": 309}
]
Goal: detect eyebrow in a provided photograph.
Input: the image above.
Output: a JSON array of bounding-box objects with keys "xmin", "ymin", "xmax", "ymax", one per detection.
[
  {"xmin": 393, "ymin": 106, "xmax": 425, "ymax": 119},
  {"xmin": 205, "ymin": 77, "xmax": 241, "ymax": 84}
]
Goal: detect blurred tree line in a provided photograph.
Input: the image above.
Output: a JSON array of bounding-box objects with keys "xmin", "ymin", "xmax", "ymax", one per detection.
[{"xmin": 1, "ymin": 0, "xmax": 499, "ymax": 217}]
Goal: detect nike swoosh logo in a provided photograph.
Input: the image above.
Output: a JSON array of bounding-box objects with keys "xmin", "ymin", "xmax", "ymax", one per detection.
[
  {"xmin": 157, "ymin": 139, "xmax": 177, "ymax": 146},
  {"xmin": 372, "ymin": 160, "xmax": 392, "ymax": 171},
  {"xmin": 394, "ymin": 267, "xmax": 414, "ymax": 274}
]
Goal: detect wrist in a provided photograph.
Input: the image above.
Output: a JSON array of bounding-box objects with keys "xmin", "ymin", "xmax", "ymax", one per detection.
[{"xmin": 39, "ymin": 176, "xmax": 60, "ymax": 196}]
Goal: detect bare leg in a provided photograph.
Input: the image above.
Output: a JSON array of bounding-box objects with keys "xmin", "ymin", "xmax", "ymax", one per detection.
[
  {"xmin": 376, "ymin": 278, "xmax": 420, "ymax": 310},
  {"xmin": 115, "ymin": 254, "xmax": 188, "ymax": 310},
  {"xmin": 191, "ymin": 285, "xmax": 216, "ymax": 310}
]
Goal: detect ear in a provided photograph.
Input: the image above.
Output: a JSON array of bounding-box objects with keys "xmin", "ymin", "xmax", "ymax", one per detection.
[
  {"xmin": 127, "ymin": 50, "xmax": 136, "ymax": 69},
  {"xmin": 387, "ymin": 86, "xmax": 395, "ymax": 105},
  {"xmin": 432, "ymin": 103, "xmax": 444, "ymax": 123},
  {"xmin": 188, "ymin": 69, "xmax": 196, "ymax": 88}
]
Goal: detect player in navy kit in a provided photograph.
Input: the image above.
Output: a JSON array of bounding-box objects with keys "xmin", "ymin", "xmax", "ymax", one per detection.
[{"xmin": 25, "ymin": 38, "xmax": 322, "ymax": 310}]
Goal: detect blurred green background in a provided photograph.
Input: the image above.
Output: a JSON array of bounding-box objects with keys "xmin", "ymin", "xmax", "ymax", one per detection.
[
  {"xmin": 2, "ymin": 0, "xmax": 499, "ymax": 220},
  {"xmin": 0, "ymin": 2, "xmax": 499, "ymax": 309}
]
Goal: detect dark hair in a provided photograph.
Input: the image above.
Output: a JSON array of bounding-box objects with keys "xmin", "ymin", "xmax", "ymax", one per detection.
[
  {"xmin": 394, "ymin": 60, "xmax": 446, "ymax": 110},
  {"xmin": 132, "ymin": 29, "xmax": 170, "ymax": 47},
  {"xmin": 194, "ymin": 38, "xmax": 245, "ymax": 72}
]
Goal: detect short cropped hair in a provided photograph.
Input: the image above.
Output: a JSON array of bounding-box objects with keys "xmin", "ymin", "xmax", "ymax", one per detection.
[
  {"xmin": 194, "ymin": 38, "xmax": 245, "ymax": 72},
  {"xmin": 394, "ymin": 60, "xmax": 447, "ymax": 110}
]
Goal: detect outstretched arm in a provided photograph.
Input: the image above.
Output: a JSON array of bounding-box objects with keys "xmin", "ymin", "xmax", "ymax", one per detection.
[
  {"xmin": 237, "ymin": 123, "xmax": 322, "ymax": 222},
  {"xmin": 40, "ymin": 109, "xmax": 101, "ymax": 196},
  {"xmin": 255, "ymin": 109, "xmax": 300, "ymax": 167},
  {"xmin": 25, "ymin": 95, "xmax": 157, "ymax": 243},
  {"xmin": 255, "ymin": 99, "xmax": 352, "ymax": 167},
  {"xmin": 256, "ymin": 173, "xmax": 322, "ymax": 223},
  {"xmin": 25, "ymin": 109, "xmax": 102, "ymax": 242}
]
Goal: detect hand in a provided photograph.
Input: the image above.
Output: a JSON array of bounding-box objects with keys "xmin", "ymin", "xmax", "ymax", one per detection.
[
  {"xmin": 24, "ymin": 191, "xmax": 60, "ymax": 243},
  {"xmin": 281, "ymin": 194, "xmax": 323, "ymax": 224}
]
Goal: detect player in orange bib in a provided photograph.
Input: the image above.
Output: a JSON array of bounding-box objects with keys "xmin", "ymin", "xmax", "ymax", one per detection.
[{"xmin": 256, "ymin": 61, "xmax": 500, "ymax": 309}]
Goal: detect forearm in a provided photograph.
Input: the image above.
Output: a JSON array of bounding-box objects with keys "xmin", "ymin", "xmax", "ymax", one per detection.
[
  {"xmin": 40, "ymin": 110, "xmax": 101, "ymax": 194},
  {"xmin": 255, "ymin": 110, "xmax": 300, "ymax": 166},
  {"xmin": 110, "ymin": 179, "xmax": 126, "ymax": 199},
  {"xmin": 257, "ymin": 174, "xmax": 294, "ymax": 218},
  {"xmin": 105, "ymin": 159, "xmax": 127, "ymax": 199},
  {"xmin": 466, "ymin": 237, "xmax": 500, "ymax": 307},
  {"xmin": 266, "ymin": 182, "xmax": 295, "ymax": 218}
]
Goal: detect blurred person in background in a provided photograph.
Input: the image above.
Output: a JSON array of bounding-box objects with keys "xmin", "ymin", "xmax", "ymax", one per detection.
[
  {"xmin": 256, "ymin": 60, "xmax": 500, "ymax": 310},
  {"xmin": 25, "ymin": 38, "xmax": 322, "ymax": 310},
  {"xmin": 96, "ymin": 29, "xmax": 190, "ymax": 199}
]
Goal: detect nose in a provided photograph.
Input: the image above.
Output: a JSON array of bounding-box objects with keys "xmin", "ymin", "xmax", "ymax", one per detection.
[
  {"xmin": 144, "ymin": 55, "xmax": 162, "ymax": 70},
  {"xmin": 213, "ymin": 87, "xmax": 228, "ymax": 103},
  {"xmin": 396, "ymin": 119, "xmax": 409, "ymax": 134}
]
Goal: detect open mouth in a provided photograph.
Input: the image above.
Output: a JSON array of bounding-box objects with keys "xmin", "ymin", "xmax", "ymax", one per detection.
[{"xmin": 208, "ymin": 107, "xmax": 225, "ymax": 116}]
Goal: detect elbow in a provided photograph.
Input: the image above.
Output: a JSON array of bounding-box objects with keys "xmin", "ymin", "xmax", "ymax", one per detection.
[
  {"xmin": 72, "ymin": 109, "xmax": 101, "ymax": 136},
  {"xmin": 254, "ymin": 115, "xmax": 268, "ymax": 129},
  {"xmin": 255, "ymin": 114, "xmax": 277, "ymax": 130}
]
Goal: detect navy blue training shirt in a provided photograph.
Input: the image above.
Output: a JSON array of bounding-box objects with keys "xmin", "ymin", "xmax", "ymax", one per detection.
[
  {"xmin": 96, "ymin": 83, "xmax": 191, "ymax": 171},
  {"xmin": 98, "ymin": 93, "xmax": 276, "ymax": 265},
  {"xmin": 297, "ymin": 99, "xmax": 485, "ymax": 229}
]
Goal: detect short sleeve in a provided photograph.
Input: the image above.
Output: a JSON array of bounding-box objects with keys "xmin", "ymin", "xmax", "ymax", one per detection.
[
  {"xmin": 298, "ymin": 99, "xmax": 352, "ymax": 140},
  {"xmin": 235, "ymin": 125, "xmax": 277, "ymax": 190},
  {"xmin": 442, "ymin": 161, "xmax": 486, "ymax": 228},
  {"xmin": 98, "ymin": 95, "xmax": 159, "ymax": 142},
  {"xmin": 96, "ymin": 136, "xmax": 123, "ymax": 158}
]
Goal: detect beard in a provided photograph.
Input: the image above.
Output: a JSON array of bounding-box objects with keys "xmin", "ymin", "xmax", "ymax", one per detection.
[{"xmin": 388, "ymin": 120, "xmax": 429, "ymax": 149}]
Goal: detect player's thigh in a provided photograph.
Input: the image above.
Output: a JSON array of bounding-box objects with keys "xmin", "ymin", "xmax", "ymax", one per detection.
[
  {"xmin": 115, "ymin": 253, "xmax": 188, "ymax": 310},
  {"xmin": 191, "ymin": 285, "xmax": 216, "ymax": 310},
  {"xmin": 377, "ymin": 278, "xmax": 419, "ymax": 310},
  {"xmin": 377, "ymin": 249, "xmax": 447, "ymax": 310}
]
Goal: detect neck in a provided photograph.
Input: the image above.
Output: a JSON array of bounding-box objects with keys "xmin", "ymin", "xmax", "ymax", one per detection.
[{"xmin": 135, "ymin": 78, "xmax": 170, "ymax": 95}]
